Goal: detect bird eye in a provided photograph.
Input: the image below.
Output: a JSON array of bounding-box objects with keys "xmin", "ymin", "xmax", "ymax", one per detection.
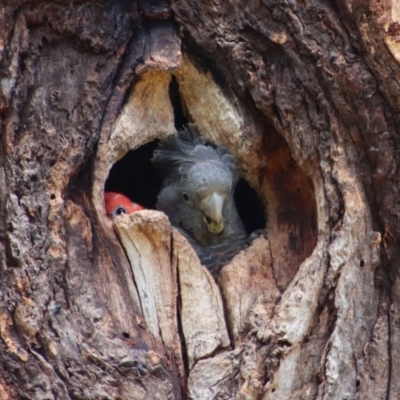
[
  {"xmin": 182, "ymin": 193, "xmax": 189, "ymax": 202},
  {"xmin": 114, "ymin": 207, "xmax": 127, "ymax": 215}
]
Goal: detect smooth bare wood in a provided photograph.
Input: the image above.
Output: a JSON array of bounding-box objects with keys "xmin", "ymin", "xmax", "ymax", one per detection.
[{"xmin": 173, "ymin": 231, "xmax": 230, "ymax": 369}]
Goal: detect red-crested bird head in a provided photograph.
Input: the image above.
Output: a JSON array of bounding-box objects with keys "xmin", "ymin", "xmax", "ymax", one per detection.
[{"xmin": 104, "ymin": 192, "xmax": 145, "ymax": 217}]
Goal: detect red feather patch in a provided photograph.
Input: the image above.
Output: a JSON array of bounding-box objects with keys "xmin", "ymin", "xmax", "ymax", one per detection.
[{"xmin": 104, "ymin": 192, "xmax": 145, "ymax": 217}]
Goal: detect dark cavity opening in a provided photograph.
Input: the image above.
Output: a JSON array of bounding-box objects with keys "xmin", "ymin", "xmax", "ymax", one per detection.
[
  {"xmin": 105, "ymin": 141, "xmax": 266, "ymax": 235},
  {"xmin": 105, "ymin": 76, "xmax": 265, "ymax": 234},
  {"xmin": 235, "ymin": 179, "xmax": 266, "ymax": 234},
  {"xmin": 169, "ymin": 75, "xmax": 188, "ymax": 130},
  {"xmin": 105, "ymin": 140, "xmax": 162, "ymax": 209}
]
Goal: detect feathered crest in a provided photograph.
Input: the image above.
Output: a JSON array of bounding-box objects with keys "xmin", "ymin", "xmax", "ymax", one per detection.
[{"xmin": 152, "ymin": 124, "xmax": 236, "ymax": 180}]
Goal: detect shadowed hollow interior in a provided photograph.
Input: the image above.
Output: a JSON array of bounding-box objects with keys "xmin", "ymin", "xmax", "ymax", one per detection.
[
  {"xmin": 262, "ymin": 127, "xmax": 318, "ymax": 290},
  {"xmin": 102, "ymin": 66, "xmax": 317, "ymax": 291},
  {"xmin": 104, "ymin": 141, "xmax": 266, "ymax": 235}
]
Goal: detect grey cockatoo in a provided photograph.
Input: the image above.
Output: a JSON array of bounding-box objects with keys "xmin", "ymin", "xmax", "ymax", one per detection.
[{"xmin": 153, "ymin": 125, "xmax": 248, "ymax": 277}]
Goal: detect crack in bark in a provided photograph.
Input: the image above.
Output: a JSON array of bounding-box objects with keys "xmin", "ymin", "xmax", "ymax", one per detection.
[{"xmin": 174, "ymin": 253, "xmax": 189, "ymax": 397}]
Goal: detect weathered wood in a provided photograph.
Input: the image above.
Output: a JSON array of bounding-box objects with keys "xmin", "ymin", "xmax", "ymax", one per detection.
[
  {"xmin": 1, "ymin": 0, "xmax": 400, "ymax": 398},
  {"xmin": 173, "ymin": 231, "xmax": 230, "ymax": 369},
  {"xmin": 220, "ymin": 236, "xmax": 279, "ymax": 343},
  {"xmin": 170, "ymin": 0, "xmax": 398, "ymax": 398}
]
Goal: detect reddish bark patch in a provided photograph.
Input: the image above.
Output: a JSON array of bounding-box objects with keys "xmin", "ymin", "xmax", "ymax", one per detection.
[{"xmin": 263, "ymin": 129, "xmax": 318, "ymax": 291}]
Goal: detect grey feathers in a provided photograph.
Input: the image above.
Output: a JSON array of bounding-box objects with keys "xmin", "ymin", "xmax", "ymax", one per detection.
[
  {"xmin": 153, "ymin": 124, "xmax": 248, "ymax": 277},
  {"xmin": 153, "ymin": 124, "xmax": 237, "ymax": 183}
]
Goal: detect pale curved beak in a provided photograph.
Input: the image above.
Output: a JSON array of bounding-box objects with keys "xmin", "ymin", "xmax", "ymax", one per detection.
[{"xmin": 201, "ymin": 192, "xmax": 224, "ymax": 234}]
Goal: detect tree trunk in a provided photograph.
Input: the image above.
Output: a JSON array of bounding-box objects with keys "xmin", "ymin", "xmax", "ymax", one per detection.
[{"xmin": 0, "ymin": 0, "xmax": 399, "ymax": 399}]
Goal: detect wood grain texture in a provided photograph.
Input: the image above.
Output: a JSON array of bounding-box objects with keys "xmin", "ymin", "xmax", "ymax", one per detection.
[{"xmin": 0, "ymin": 0, "xmax": 400, "ymax": 398}]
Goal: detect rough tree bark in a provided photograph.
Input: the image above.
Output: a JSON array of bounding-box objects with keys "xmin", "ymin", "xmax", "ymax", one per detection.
[{"xmin": 0, "ymin": 0, "xmax": 399, "ymax": 399}]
